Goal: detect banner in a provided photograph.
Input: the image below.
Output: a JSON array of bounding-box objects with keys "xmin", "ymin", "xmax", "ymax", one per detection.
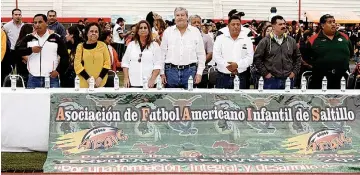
[{"xmin": 44, "ymin": 93, "xmax": 360, "ymax": 173}]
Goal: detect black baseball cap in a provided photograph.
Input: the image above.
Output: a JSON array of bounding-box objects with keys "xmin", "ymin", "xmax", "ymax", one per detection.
[
  {"xmin": 228, "ymin": 9, "xmax": 245, "ymax": 18},
  {"xmin": 116, "ymin": 17, "xmax": 125, "ymax": 23},
  {"xmin": 319, "ymin": 14, "xmax": 334, "ymax": 24}
]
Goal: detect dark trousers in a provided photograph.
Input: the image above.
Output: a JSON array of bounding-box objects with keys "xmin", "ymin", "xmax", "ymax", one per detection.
[
  {"xmin": 196, "ymin": 67, "xmax": 215, "ymax": 88},
  {"xmin": 309, "ymin": 71, "xmax": 347, "ymax": 89},
  {"xmin": 264, "ymin": 77, "xmax": 294, "ymax": 89},
  {"xmin": 216, "ymin": 71, "xmax": 248, "ymax": 89},
  {"xmin": 112, "ymin": 43, "xmax": 125, "ymax": 62},
  {"xmin": 165, "ymin": 64, "xmax": 196, "ymax": 89}
]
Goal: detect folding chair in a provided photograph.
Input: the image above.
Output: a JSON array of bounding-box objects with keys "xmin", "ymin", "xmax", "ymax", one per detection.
[
  {"xmin": 2, "ymin": 74, "xmax": 26, "ymax": 88},
  {"xmin": 301, "ymin": 71, "xmax": 312, "ymax": 89},
  {"xmin": 105, "ymin": 70, "xmax": 117, "ymax": 87},
  {"xmin": 208, "ymin": 66, "xmax": 218, "ymax": 88}
]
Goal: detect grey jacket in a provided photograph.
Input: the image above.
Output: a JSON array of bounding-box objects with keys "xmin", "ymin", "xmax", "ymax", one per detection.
[{"xmin": 254, "ymin": 34, "xmax": 301, "ymax": 78}]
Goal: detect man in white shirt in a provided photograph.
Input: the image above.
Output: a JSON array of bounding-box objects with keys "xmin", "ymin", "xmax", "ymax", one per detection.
[
  {"xmin": 189, "ymin": 15, "xmax": 214, "ymax": 88},
  {"xmin": 160, "ymin": 7, "xmax": 206, "ymax": 89},
  {"xmin": 3, "ymin": 8, "xmax": 24, "ymax": 75},
  {"xmin": 213, "ymin": 15, "xmax": 254, "ymax": 89},
  {"xmin": 15, "ymin": 14, "xmax": 69, "ymax": 88}
]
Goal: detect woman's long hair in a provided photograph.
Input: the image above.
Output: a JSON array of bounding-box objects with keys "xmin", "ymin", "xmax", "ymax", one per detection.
[
  {"xmin": 133, "ymin": 20, "xmax": 153, "ymax": 49},
  {"xmin": 67, "ymin": 25, "xmax": 83, "ymax": 59},
  {"xmin": 146, "ymin": 11, "xmax": 155, "ymax": 29},
  {"xmin": 16, "ymin": 24, "xmax": 33, "ymax": 45}
]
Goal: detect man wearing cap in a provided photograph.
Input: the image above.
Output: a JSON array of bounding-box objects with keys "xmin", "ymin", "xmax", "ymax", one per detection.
[
  {"xmin": 306, "ymin": 14, "xmax": 353, "ymax": 89},
  {"xmin": 189, "ymin": 15, "xmax": 214, "ymax": 88}
]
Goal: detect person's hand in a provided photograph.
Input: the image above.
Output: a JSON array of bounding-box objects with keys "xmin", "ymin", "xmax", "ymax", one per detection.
[
  {"xmin": 22, "ymin": 56, "xmax": 28, "ymax": 64},
  {"xmin": 148, "ymin": 78, "xmax": 156, "ymax": 88},
  {"xmin": 32, "ymin": 46, "xmax": 42, "ymax": 53},
  {"xmin": 226, "ymin": 62, "xmax": 238, "ymax": 72},
  {"xmin": 289, "ymin": 72, "xmax": 295, "ymax": 79},
  {"xmin": 50, "ymin": 70, "xmax": 59, "ymax": 78},
  {"xmin": 194, "ymin": 74, "xmax": 202, "ymax": 84},
  {"xmin": 123, "ymin": 77, "xmax": 130, "ymax": 88},
  {"xmin": 265, "ymin": 73, "xmax": 272, "ymax": 79},
  {"xmin": 95, "ymin": 77, "xmax": 102, "ymax": 87},
  {"xmin": 161, "ymin": 74, "xmax": 167, "ymax": 85}
]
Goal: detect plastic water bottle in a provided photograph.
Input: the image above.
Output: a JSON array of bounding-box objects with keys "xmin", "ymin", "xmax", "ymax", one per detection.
[
  {"xmin": 258, "ymin": 77, "xmax": 264, "ymax": 92},
  {"xmin": 322, "ymin": 76, "xmax": 327, "ymax": 92},
  {"xmin": 301, "ymin": 76, "xmax": 307, "ymax": 92},
  {"xmin": 89, "ymin": 76, "xmax": 95, "ymax": 91},
  {"xmin": 341, "ymin": 76, "xmax": 346, "ymax": 92},
  {"xmin": 114, "ymin": 73, "xmax": 120, "ymax": 90},
  {"xmin": 143, "ymin": 77, "xmax": 148, "ymax": 90},
  {"xmin": 10, "ymin": 75, "xmax": 17, "ymax": 91},
  {"xmin": 74, "ymin": 75, "xmax": 80, "ymax": 91},
  {"xmin": 45, "ymin": 76, "xmax": 50, "ymax": 89},
  {"xmin": 234, "ymin": 75, "xmax": 240, "ymax": 91},
  {"xmin": 188, "ymin": 76, "xmax": 194, "ymax": 91},
  {"xmin": 156, "ymin": 76, "xmax": 162, "ymax": 90},
  {"xmin": 285, "ymin": 77, "xmax": 291, "ymax": 92}
]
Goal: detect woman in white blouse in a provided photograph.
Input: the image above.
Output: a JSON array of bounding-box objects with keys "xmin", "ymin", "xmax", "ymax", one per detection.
[{"xmin": 122, "ymin": 20, "xmax": 162, "ymax": 88}]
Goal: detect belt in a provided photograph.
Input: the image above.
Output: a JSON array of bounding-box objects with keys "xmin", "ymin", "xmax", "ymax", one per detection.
[
  {"xmin": 165, "ymin": 63, "xmax": 197, "ymax": 70},
  {"xmin": 218, "ymin": 71, "xmax": 238, "ymax": 77}
]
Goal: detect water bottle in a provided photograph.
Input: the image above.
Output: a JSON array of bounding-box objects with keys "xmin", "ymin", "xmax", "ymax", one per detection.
[
  {"xmin": 341, "ymin": 76, "xmax": 346, "ymax": 92},
  {"xmin": 10, "ymin": 75, "xmax": 17, "ymax": 91},
  {"xmin": 188, "ymin": 76, "xmax": 194, "ymax": 91},
  {"xmin": 45, "ymin": 76, "xmax": 50, "ymax": 89},
  {"xmin": 258, "ymin": 77, "xmax": 264, "ymax": 92},
  {"xmin": 234, "ymin": 75, "xmax": 240, "ymax": 91},
  {"xmin": 322, "ymin": 76, "xmax": 327, "ymax": 92},
  {"xmin": 285, "ymin": 77, "xmax": 291, "ymax": 92},
  {"xmin": 143, "ymin": 77, "xmax": 148, "ymax": 90},
  {"xmin": 74, "ymin": 75, "xmax": 80, "ymax": 91},
  {"xmin": 89, "ymin": 76, "xmax": 95, "ymax": 91},
  {"xmin": 301, "ymin": 76, "xmax": 307, "ymax": 92},
  {"xmin": 114, "ymin": 73, "xmax": 120, "ymax": 90},
  {"xmin": 156, "ymin": 76, "xmax": 162, "ymax": 90}
]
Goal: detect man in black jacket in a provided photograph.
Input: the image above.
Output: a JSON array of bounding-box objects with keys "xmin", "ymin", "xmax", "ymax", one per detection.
[
  {"xmin": 254, "ymin": 15, "xmax": 301, "ymax": 89},
  {"xmin": 15, "ymin": 14, "xmax": 69, "ymax": 88}
]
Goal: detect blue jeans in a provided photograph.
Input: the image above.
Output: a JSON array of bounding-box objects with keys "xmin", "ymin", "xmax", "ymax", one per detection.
[
  {"xmin": 27, "ymin": 74, "xmax": 60, "ymax": 88},
  {"xmin": 216, "ymin": 72, "xmax": 247, "ymax": 89},
  {"xmin": 264, "ymin": 77, "xmax": 294, "ymax": 89},
  {"xmin": 165, "ymin": 65, "xmax": 196, "ymax": 89}
]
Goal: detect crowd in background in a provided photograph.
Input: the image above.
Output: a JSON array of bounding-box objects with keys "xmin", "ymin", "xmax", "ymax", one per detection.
[{"xmin": 1, "ymin": 7, "xmax": 360, "ymax": 89}]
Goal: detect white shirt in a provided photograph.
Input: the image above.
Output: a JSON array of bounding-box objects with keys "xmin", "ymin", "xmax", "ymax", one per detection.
[
  {"xmin": 3, "ymin": 20, "xmax": 24, "ymax": 50},
  {"xmin": 27, "ymin": 30, "xmax": 60, "ymax": 77},
  {"xmin": 112, "ymin": 24, "xmax": 124, "ymax": 44},
  {"xmin": 213, "ymin": 28, "xmax": 254, "ymax": 74},
  {"xmin": 160, "ymin": 25, "xmax": 206, "ymax": 75},
  {"xmin": 122, "ymin": 41, "xmax": 162, "ymax": 86},
  {"xmin": 107, "ymin": 45, "xmax": 114, "ymax": 65}
]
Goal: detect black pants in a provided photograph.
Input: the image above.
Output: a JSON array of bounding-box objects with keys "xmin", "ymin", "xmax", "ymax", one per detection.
[
  {"xmin": 1, "ymin": 50, "xmax": 15, "ymax": 86},
  {"xmin": 112, "ymin": 43, "xmax": 125, "ymax": 62},
  {"xmin": 309, "ymin": 70, "xmax": 347, "ymax": 89},
  {"xmin": 196, "ymin": 67, "xmax": 215, "ymax": 88}
]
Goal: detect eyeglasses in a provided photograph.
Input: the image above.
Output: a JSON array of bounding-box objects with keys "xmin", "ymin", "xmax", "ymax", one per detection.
[{"xmin": 138, "ymin": 53, "xmax": 142, "ymax": 63}]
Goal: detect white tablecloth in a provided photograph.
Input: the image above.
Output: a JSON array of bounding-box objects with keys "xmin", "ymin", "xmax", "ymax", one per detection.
[{"xmin": 1, "ymin": 88, "xmax": 358, "ymax": 152}]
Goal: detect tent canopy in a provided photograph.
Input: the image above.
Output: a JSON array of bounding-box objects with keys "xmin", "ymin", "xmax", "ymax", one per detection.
[{"xmin": 305, "ymin": 11, "xmax": 360, "ymax": 24}]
